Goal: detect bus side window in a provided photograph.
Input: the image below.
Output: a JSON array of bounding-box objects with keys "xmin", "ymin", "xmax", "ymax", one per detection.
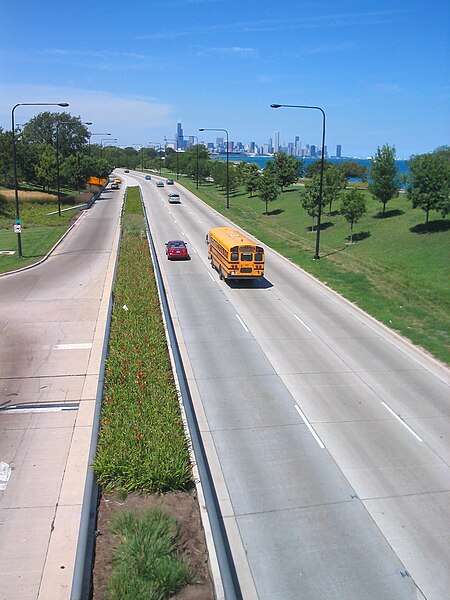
[{"xmin": 231, "ymin": 252, "xmax": 239, "ymax": 261}]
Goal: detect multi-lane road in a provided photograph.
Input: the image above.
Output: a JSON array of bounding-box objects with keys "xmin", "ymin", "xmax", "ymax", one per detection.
[{"xmin": 0, "ymin": 170, "xmax": 449, "ymax": 599}]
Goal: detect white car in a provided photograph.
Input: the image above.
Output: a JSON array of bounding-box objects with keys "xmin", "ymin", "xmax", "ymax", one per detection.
[{"xmin": 168, "ymin": 193, "xmax": 181, "ymax": 204}]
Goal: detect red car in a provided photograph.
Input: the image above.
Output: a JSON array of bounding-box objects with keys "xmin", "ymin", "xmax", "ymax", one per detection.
[{"xmin": 165, "ymin": 240, "xmax": 189, "ymax": 260}]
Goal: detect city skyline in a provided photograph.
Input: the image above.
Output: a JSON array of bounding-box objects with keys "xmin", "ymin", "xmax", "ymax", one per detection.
[{"xmin": 0, "ymin": 1, "xmax": 448, "ymax": 159}]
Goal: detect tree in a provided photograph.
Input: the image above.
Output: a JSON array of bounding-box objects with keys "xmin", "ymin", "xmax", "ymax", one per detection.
[
  {"xmin": 338, "ymin": 161, "xmax": 368, "ymax": 182},
  {"xmin": 323, "ymin": 165, "xmax": 347, "ymax": 214},
  {"xmin": 61, "ymin": 152, "xmax": 96, "ymax": 192},
  {"xmin": 245, "ymin": 163, "xmax": 260, "ymax": 197},
  {"xmin": 258, "ymin": 168, "xmax": 279, "ymax": 214},
  {"xmin": 369, "ymin": 144, "xmax": 400, "ymax": 215},
  {"xmin": 0, "ymin": 127, "xmax": 13, "ymax": 187},
  {"xmin": 272, "ymin": 151, "xmax": 301, "ymax": 190},
  {"xmin": 22, "ymin": 112, "xmax": 90, "ymax": 159},
  {"xmin": 340, "ymin": 189, "xmax": 367, "ymax": 243},
  {"xmin": 34, "ymin": 143, "xmax": 57, "ymax": 192},
  {"xmin": 305, "ymin": 159, "xmax": 332, "ymax": 178},
  {"xmin": 300, "ymin": 176, "xmax": 321, "ymax": 231},
  {"xmin": 406, "ymin": 150, "xmax": 450, "ymax": 224}
]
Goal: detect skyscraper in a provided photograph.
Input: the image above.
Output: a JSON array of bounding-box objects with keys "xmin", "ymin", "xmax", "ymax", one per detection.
[
  {"xmin": 274, "ymin": 131, "xmax": 280, "ymax": 153},
  {"xmin": 176, "ymin": 122, "xmax": 184, "ymax": 149},
  {"xmin": 336, "ymin": 144, "xmax": 342, "ymax": 158}
]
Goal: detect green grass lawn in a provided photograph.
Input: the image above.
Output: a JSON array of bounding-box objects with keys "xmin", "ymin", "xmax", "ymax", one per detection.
[
  {"xmin": 179, "ymin": 177, "xmax": 450, "ymax": 364},
  {"xmin": 0, "ymin": 187, "xmax": 91, "ymax": 273}
]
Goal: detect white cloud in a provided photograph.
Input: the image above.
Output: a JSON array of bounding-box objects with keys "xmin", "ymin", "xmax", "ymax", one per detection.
[{"xmin": 0, "ymin": 83, "xmax": 175, "ymax": 145}]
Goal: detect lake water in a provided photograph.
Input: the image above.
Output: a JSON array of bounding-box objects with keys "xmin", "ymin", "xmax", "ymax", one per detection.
[{"xmin": 212, "ymin": 154, "xmax": 410, "ymax": 182}]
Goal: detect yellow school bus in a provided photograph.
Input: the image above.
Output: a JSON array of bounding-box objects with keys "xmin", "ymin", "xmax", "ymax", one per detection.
[{"xmin": 206, "ymin": 227, "xmax": 265, "ymax": 280}]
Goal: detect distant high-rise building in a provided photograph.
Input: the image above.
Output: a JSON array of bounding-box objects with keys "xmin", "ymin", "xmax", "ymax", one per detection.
[
  {"xmin": 310, "ymin": 144, "xmax": 317, "ymax": 157},
  {"xmin": 176, "ymin": 122, "xmax": 184, "ymax": 149},
  {"xmin": 274, "ymin": 131, "xmax": 280, "ymax": 153},
  {"xmin": 336, "ymin": 144, "xmax": 342, "ymax": 158}
]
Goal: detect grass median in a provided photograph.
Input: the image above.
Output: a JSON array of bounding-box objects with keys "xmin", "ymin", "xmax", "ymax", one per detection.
[{"xmin": 93, "ymin": 186, "xmax": 191, "ymax": 492}]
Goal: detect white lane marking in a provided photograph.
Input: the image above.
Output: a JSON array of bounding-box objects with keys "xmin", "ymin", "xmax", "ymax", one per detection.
[
  {"xmin": 381, "ymin": 402, "xmax": 423, "ymax": 442},
  {"xmin": 3, "ymin": 405, "xmax": 78, "ymax": 414},
  {"xmin": 191, "ymin": 247, "xmax": 197, "ymax": 254},
  {"xmin": 197, "ymin": 219, "xmax": 203, "ymax": 224},
  {"xmin": 293, "ymin": 314, "xmax": 312, "ymax": 332},
  {"xmin": 236, "ymin": 314, "xmax": 250, "ymax": 333},
  {"xmin": 180, "ymin": 231, "xmax": 186, "ymax": 236},
  {"xmin": 53, "ymin": 343, "xmax": 92, "ymax": 350},
  {"xmin": 0, "ymin": 462, "xmax": 12, "ymax": 490},
  {"xmin": 294, "ymin": 405, "xmax": 325, "ymax": 448},
  {"xmin": 208, "ymin": 273, "xmax": 215, "ymax": 281}
]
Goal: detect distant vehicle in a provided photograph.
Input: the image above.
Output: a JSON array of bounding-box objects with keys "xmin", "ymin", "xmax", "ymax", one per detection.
[
  {"xmin": 124, "ymin": 169, "xmax": 129, "ymax": 173},
  {"xmin": 145, "ymin": 175, "xmax": 151, "ymax": 180},
  {"xmin": 165, "ymin": 240, "xmax": 189, "ymax": 260},
  {"xmin": 111, "ymin": 182, "xmax": 119, "ymax": 189},
  {"xmin": 156, "ymin": 181, "xmax": 164, "ymax": 187},
  {"xmin": 206, "ymin": 227, "xmax": 265, "ymax": 280},
  {"xmin": 114, "ymin": 178, "xmax": 121, "ymax": 184},
  {"xmin": 166, "ymin": 178, "xmax": 174, "ymax": 184},
  {"xmin": 168, "ymin": 193, "xmax": 181, "ymax": 204}
]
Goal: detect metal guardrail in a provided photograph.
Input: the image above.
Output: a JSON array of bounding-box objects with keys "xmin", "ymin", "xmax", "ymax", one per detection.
[{"xmin": 141, "ymin": 191, "xmax": 243, "ymax": 600}]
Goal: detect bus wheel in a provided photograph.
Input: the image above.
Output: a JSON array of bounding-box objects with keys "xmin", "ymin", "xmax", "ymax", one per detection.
[
  {"xmin": 211, "ymin": 259, "xmax": 215, "ymax": 270},
  {"xmin": 219, "ymin": 267, "xmax": 224, "ymax": 280}
]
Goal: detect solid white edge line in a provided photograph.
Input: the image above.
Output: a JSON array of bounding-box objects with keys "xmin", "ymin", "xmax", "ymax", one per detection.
[
  {"xmin": 236, "ymin": 314, "xmax": 250, "ymax": 333},
  {"xmin": 208, "ymin": 272, "xmax": 215, "ymax": 281},
  {"xmin": 381, "ymin": 401, "xmax": 423, "ymax": 442},
  {"xmin": 293, "ymin": 314, "xmax": 312, "ymax": 332},
  {"xmin": 294, "ymin": 405, "xmax": 325, "ymax": 448}
]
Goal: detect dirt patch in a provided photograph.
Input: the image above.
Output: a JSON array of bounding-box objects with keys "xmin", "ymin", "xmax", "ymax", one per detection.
[{"xmin": 92, "ymin": 489, "xmax": 215, "ymax": 600}]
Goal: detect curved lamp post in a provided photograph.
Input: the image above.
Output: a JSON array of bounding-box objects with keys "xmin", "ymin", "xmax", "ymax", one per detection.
[
  {"xmin": 199, "ymin": 128, "xmax": 229, "ymax": 208},
  {"xmin": 56, "ymin": 120, "xmax": 92, "ymax": 216},
  {"xmin": 149, "ymin": 141, "xmax": 164, "ymax": 175},
  {"xmin": 11, "ymin": 101, "xmax": 69, "ymax": 257},
  {"xmin": 271, "ymin": 103, "xmax": 326, "ymax": 259},
  {"xmin": 182, "ymin": 135, "xmax": 199, "ymax": 189},
  {"xmin": 100, "ymin": 138, "xmax": 117, "ymax": 156},
  {"xmin": 164, "ymin": 137, "xmax": 179, "ymax": 180},
  {"xmin": 88, "ymin": 132, "xmax": 111, "ymax": 154}
]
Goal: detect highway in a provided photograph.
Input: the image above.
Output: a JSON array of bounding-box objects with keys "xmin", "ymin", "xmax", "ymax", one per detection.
[
  {"xmin": 0, "ymin": 170, "xmax": 448, "ymax": 600},
  {"xmin": 134, "ymin": 171, "xmax": 449, "ymax": 600},
  {"xmin": 0, "ymin": 186, "xmax": 122, "ymax": 599}
]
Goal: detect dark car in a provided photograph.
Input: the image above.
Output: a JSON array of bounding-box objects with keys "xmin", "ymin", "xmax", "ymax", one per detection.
[
  {"xmin": 145, "ymin": 175, "xmax": 151, "ymax": 180},
  {"xmin": 165, "ymin": 240, "xmax": 189, "ymax": 260},
  {"xmin": 156, "ymin": 181, "xmax": 164, "ymax": 187},
  {"xmin": 111, "ymin": 182, "xmax": 119, "ymax": 189},
  {"xmin": 124, "ymin": 169, "xmax": 129, "ymax": 173},
  {"xmin": 168, "ymin": 193, "xmax": 181, "ymax": 204},
  {"xmin": 166, "ymin": 178, "xmax": 174, "ymax": 185}
]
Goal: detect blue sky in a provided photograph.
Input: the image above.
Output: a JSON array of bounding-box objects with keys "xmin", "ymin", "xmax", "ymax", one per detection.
[{"xmin": 1, "ymin": 0, "xmax": 448, "ymax": 158}]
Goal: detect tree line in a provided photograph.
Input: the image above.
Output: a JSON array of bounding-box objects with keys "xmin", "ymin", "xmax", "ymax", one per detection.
[{"xmin": 1, "ymin": 112, "xmax": 448, "ymax": 234}]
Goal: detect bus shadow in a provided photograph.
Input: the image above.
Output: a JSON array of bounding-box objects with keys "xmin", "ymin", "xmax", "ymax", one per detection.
[{"xmin": 226, "ymin": 277, "xmax": 273, "ymax": 289}]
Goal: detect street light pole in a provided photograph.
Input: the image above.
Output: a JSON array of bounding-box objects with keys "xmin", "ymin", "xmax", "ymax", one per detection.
[
  {"xmin": 100, "ymin": 138, "xmax": 117, "ymax": 156},
  {"xmin": 88, "ymin": 132, "xmax": 111, "ymax": 155},
  {"xmin": 149, "ymin": 142, "xmax": 164, "ymax": 175},
  {"xmin": 183, "ymin": 135, "xmax": 199, "ymax": 189},
  {"xmin": 56, "ymin": 120, "xmax": 92, "ymax": 216},
  {"xmin": 11, "ymin": 101, "xmax": 69, "ymax": 257},
  {"xmin": 199, "ymin": 128, "xmax": 229, "ymax": 208},
  {"xmin": 164, "ymin": 137, "xmax": 179, "ymax": 180},
  {"xmin": 271, "ymin": 103, "xmax": 326, "ymax": 259}
]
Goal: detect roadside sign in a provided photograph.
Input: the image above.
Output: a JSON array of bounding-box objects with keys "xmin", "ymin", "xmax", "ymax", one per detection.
[{"xmin": 14, "ymin": 224, "xmax": 21, "ymax": 234}]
